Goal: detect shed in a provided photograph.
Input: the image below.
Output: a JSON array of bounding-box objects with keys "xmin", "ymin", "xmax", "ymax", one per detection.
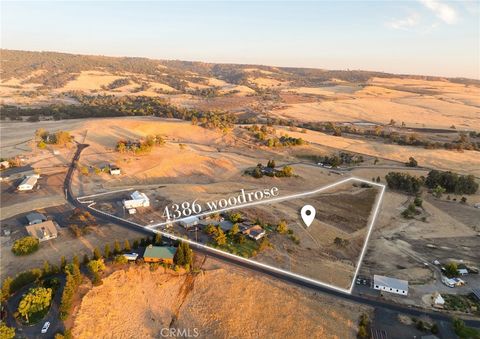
[
  {"xmin": 123, "ymin": 191, "xmax": 150, "ymax": 209},
  {"xmin": 18, "ymin": 175, "xmax": 38, "ymax": 191},
  {"xmin": 373, "ymin": 275, "xmax": 408, "ymax": 296}
]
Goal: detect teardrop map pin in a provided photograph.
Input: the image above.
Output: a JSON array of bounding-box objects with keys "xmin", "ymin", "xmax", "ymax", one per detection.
[{"xmin": 301, "ymin": 205, "xmax": 316, "ymax": 227}]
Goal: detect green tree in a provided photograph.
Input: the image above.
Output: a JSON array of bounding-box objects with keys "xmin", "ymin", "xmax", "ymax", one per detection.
[
  {"xmin": 406, "ymin": 157, "xmax": 418, "ymax": 167},
  {"xmin": 18, "ymin": 287, "xmax": 52, "ymax": 323},
  {"xmin": 214, "ymin": 227, "xmax": 227, "ymax": 246},
  {"xmin": 124, "ymin": 240, "xmax": 131, "ymax": 252},
  {"xmin": 276, "ymin": 220, "xmax": 288, "ymax": 234},
  {"xmin": 0, "ymin": 322, "xmax": 15, "ymax": 339},
  {"xmin": 414, "ymin": 196, "xmax": 423, "ymax": 207},
  {"xmin": 281, "ymin": 165, "xmax": 294, "ymax": 177},
  {"xmin": 229, "ymin": 212, "xmax": 242, "ymax": 223},
  {"xmin": 73, "ymin": 255, "xmax": 79, "ymax": 267},
  {"xmin": 252, "ymin": 167, "xmax": 262, "ymax": 178},
  {"xmin": 11, "ymin": 236, "xmax": 39, "ymax": 256},
  {"xmin": 174, "ymin": 244, "xmax": 185, "ymax": 266},
  {"xmin": 445, "ymin": 262, "xmax": 459, "ymax": 278},
  {"xmin": 113, "ymin": 240, "xmax": 121, "ymax": 254},
  {"xmin": 83, "ymin": 254, "xmax": 90, "ymax": 265},
  {"xmin": 154, "ymin": 233, "xmax": 162, "ymax": 246},
  {"xmin": 60, "ymin": 256, "xmax": 67, "ymax": 270},
  {"xmin": 114, "ymin": 255, "xmax": 128, "ymax": 264},
  {"xmin": 229, "ymin": 223, "xmax": 240, "ymax": 237},
  {"xmin": 43, "ymin": 261, "xmax": 51, "ymax": 276},
  {"xmin": 104, "ymin": 244, "xmax": 111, "ymax": 258},
  {"xmin": 181, "ymin": 242, "xmax": 193, "ymax": 267},
  {"xmin": 93, "ymin": 247, "xmax": 102, "ymax": 260},
  {"xmin": 267, "ymin": 159, "xmax": 276, "ymax": 168},
  {"xmin": 133, "ymin": 239, "xmax": 139, "ymax": 249},
  {"xmin": 59, "ymin": 272, "xmax": 75, "ymax": 320},
  {"xmin": 433, "ymin": 185, "xmax": 446, "ymax": 198},
  {"xmin": 1, "ymin": 277, "xmax": 13, "ymax": 302},
  {"xmin": 87, "ymin": 259, "xmax": 106, "ymax": 285}
]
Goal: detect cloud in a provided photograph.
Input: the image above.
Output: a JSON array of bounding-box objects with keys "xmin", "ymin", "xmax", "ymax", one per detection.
[
  {"xmin": 419, "ymin": 0, "xmax": 458, "ymax": 24},
  {"xmin": 387, "ymin": 13, "xmax": 420, "ymax": 30}
]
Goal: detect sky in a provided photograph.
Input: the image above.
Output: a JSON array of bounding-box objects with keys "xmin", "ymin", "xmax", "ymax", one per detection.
[{"xmin": 1, "ymin": 1, "xmax": 479, "ymax": 78}]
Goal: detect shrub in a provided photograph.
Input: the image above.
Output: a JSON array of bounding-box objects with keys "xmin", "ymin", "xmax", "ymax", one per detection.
[{"xmin": 11, "ymin": 236, "xmax": 39, "ymax": 256}]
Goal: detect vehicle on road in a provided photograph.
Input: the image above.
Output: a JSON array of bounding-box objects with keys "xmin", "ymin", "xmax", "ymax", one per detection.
[{"xmin": 41, "ymin": 321, "xmax": 50, "ymax": 334}]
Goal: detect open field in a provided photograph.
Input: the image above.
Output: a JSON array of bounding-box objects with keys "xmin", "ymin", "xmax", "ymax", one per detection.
[{"xmin": 71, "ymin": 260, "xmax": 371, "ymax": 339}]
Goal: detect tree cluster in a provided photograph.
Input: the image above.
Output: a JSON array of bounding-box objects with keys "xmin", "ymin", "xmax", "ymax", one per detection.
[
  {"xmin": 425, "ymin": 170, "xmax": 478, "ymax": 195},
  {"xmin": 385, "ymin": 172, "xmax": 424, "ymax": 194},
  {"xmin": 173, "ymin": 242, "xmax": 193, "ymax": 268},
  {"xmin": 11, "ymin": 236, "xmax": 39, "ymax": 256}
]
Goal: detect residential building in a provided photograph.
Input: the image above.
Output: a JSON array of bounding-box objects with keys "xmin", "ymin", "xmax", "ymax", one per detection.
[
  {"xmin": 17, "ymin": 175, "xmax": 39, "ymax": 191},
  {"xmin": 373, "ymin": 275, "xmax": 408, "ymax": 296},
  {"xmin": 179, "ymin": 216, "xmax": 199, "ymax": 229},
  {"xmin": 109, "ymin": 166, "xmax": 121, "ymax": 175},
  {"xmin": 25, "ymin": 220, "xmax": 58, "ymax": 242},
  {"xmin": 123, "ymin": 191, "xmax": 150, "ymax": 209},
  {"xmin": 26, "ymin": 212, "xmax": 47, "ymax": 225},
  {"xmin": 143, "ymin": 245, "xmax": 176, "ymax": 264},
  {"xmin": 458, "ymin": 268, "xmax": 468, "ymax": 276},
  {"xmin": 242, "ymin": 225, "xmax": 266, "ymax": 241}
]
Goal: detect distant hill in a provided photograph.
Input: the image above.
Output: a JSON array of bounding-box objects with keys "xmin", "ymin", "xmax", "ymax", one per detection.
[{"xmin": 2, "ymin": 49, "xmax": 478, "ymax": 91}]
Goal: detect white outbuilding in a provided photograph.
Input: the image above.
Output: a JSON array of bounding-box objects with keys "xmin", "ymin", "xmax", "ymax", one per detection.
[
  {"xmin": 17, "ymin": 175, "xmax": 39, "ymax": 191},
  {"xmin": 123, "ymin": 191, "xmax": 150, "ymax": 209},
  {"xmin": 373, "ymin": 275, "xmax": 409, "ymax": 296}
]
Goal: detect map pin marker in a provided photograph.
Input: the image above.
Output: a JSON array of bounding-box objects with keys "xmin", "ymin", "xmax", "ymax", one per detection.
[{"xmin": 301, "ymin": 205, "xmax": 316, "ymax": 227}]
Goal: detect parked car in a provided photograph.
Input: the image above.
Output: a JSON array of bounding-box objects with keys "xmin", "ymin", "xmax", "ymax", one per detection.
[{"xmin": 41, "ymin": 321, "xmax": 50, "ymax": 334}]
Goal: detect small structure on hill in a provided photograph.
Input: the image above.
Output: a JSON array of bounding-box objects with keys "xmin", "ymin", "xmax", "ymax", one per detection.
[
  {"xmin": 123, "ymin": 191, "xmax": 150, "ymax": 209},
  {"xmin": 17, "ymin": 174, "xmax": 39, "ymax": 191},
  {"xmin": 373, "ymin": 275, "xmax": 408, "ymax": 296},
  {"xmin": 109, "ymin": 166, "xmax": 121, "ymax": 176},
  {"xmin": 25, "ymin": 220, "xmax": 58, "ymax": 242},
  {"xmin": 143, "ymin": 245, "xmax": 176, "ymax": 264},
  {"xmin": 242, "ymin": 225, "xmax": 266, "ymax": 241},
  {"xmin": 26, "ymin": 212, "xmax": 48, "ymax": 225},
  {"xmin": 179, "ymin": 216, "xmax": 199, "ymax": 229}
]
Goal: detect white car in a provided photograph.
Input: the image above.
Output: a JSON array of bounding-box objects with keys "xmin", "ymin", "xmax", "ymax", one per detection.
[{"xmin": 41, "ymin": 321, "xmax": 50, "ymax": 334}]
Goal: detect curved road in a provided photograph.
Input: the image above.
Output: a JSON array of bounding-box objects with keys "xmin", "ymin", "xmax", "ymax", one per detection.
[{"xmin": 66, "ymin": 144, "xmax": 480, "ymax": 328}]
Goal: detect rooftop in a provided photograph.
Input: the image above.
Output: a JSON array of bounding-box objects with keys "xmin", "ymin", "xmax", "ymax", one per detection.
[
  {"xmin": 26, "ymin": 212, "xmax": 47, "ymax": 224},
  {"xmin": 25, "ymin": 220, "xmax": 57, "ymax": 240},
  {"xmin": 373, "ymin": 275, "xmax": 408, "ymax": 291},
  {"xmin": 143, "ymin": 246, "xmax": 176, "ymax": 259}
]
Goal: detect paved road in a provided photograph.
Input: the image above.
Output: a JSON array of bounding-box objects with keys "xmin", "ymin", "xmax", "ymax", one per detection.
[
  {"xmin": 6, "ymin": 275, "xmax": 65, "ymax": 339},
  {"xmin": 65, "ymin": 144, "xmax": 480, "ymax": 329}
]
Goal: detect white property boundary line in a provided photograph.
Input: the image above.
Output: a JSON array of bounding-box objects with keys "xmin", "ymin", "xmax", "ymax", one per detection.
[{"xmin": 81, "ymin": 176, "xmax": 385, "ymax": 294}]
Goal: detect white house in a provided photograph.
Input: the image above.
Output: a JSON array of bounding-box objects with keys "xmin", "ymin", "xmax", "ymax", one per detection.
[
  {"xmin": 123, "ymin": 191, "xmax": 150, "ymax": 209},
  {"xmin": 25, "ymin": 220, "xmax": 58, "ymax": 242},
  {"xmin": 179, "ymin": 216, "xmax": 199, "ymax": 229},
  {"xmin": 458, "ymin": 268, "xmax": 468, "ymax": 276},
  {"xmin": 373, "ymin": 275, "xmax": 409, "ymax": 296},
  {"xmin": 109, "ymin": 166, "xmax": 121, "ymax": 175},
  {"xmin": 17, "ymin": 175, "xmax": 39, "ymax": 191}
]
